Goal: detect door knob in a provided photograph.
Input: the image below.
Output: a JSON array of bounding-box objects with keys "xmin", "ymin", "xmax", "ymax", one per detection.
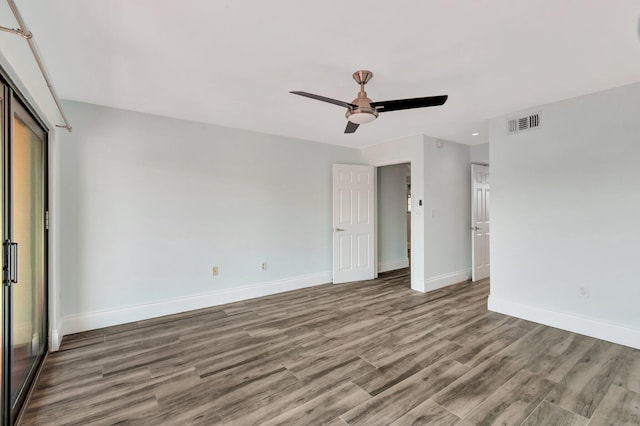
[
  {"xmin": 335, "ymin": 228, "xmax": 345, "ymax": 232},
  {"xmin": 470, "ymin": 226, "xmax": 479, "ymax": 231}
]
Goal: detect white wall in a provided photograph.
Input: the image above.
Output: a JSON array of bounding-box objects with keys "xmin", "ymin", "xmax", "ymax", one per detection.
[
  {"xmin": 488, "ymin": 82, "xmax": 640, "ymax": 349},
  {"xmin": 57, "ymin": 101, "xmax": 363, "ymax": 336},
  {"xmin": 423, "ymin": 138, "xmax": 472, "ymax": 290},
  {"xmin": 377, "ymin": 164, "xmax": 409, "ymax": 272},
  {"xmin": 470, "ymin": 143, "xmax": 489, "ymax": 164}
]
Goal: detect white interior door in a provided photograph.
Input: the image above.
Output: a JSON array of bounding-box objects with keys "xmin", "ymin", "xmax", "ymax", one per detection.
[
  {"xmin": 332, "ymin": 164, "xmax": 375, "ymax": 284},
  {"xmin": 471, "ymin": 164, "xmax": 490, "ymax": 281}
]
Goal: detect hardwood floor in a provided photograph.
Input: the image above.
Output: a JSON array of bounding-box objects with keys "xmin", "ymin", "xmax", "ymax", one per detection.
[{"xmin": 20, "ymin": 269, "xmax": 639, "ymax": 425}]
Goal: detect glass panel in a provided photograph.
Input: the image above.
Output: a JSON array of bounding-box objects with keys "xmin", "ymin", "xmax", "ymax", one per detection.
[
  {"xmin": 11, "ymin": 115, "xmax": 45, "ymax": 402},
  {"xmin": 0, "ymin": 85, "xmax": 4, "ymax": 422}
]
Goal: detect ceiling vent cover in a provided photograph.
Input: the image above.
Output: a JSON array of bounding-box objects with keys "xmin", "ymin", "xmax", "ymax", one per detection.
[{"xmin": 507, "ymin": 112, "xmax": 541, "ymax": 135}]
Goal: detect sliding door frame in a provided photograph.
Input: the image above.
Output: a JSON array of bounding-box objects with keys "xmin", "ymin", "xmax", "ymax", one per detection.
[
  {"xmin": 0, "ymin": 67, "xmax": 49, "ymax": 426},
  {"xmin": 1, "ymin": 76, "xmax": 10, "ymax": 426}
]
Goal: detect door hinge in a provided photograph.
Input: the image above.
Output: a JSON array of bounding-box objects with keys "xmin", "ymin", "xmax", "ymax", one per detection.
[{"xmin": 45, "ymin": 211, "xmax": 49, "ymax": 230}]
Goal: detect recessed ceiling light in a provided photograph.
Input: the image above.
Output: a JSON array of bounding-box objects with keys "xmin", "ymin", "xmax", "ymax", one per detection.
[{"xmin": 472, "ymin": 132, "xmax": 480, "ymax": 136}]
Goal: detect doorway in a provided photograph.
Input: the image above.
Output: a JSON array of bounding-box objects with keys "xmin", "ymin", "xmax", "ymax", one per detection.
[
  {"xmin": 377, "ymin": 163, "xmax": 411, "ymax": 277},
  {"xmin": 1, "ymin": 75, "xmax": 49, "ymax": 425}
]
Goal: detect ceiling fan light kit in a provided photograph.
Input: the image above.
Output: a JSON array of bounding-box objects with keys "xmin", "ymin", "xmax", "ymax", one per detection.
[
  {"xmin": 346, "ymin": 109, "xmax": 378, "ymax": 124},
  {"xmin": 291, "ymin": 70, "xmax": 448, "ymax": 134}
]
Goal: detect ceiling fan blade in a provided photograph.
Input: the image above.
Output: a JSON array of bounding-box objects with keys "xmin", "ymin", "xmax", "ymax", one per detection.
[
  {"xmin": 371, "ymin": 95, "xmax": 448, "ymax": 113},
  {"xmin": 290, "ymin": 91, "xmax": 356, "ymax": 109},
  {"xmin": 344, "ymin": 121, "xmax": 359, "ymax": 133}
]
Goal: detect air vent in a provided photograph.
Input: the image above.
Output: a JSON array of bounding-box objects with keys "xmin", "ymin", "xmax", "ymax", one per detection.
[{"xmin": 507, "ymin": 112, "xmax": 541, "ymax": 135}]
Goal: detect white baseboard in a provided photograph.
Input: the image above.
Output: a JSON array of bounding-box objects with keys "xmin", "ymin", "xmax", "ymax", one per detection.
[
  {"xmin": 50, "ymin": 329, "xmax": 61, "ymax": 351},
  {"xmin": 378, "ymin": 258, "xmax": 409, "ymax": 273},
  {"xmin": 423, "ymin": 268, "xmax": 471, "ymax": 292},
  {"xmin": 58, "ymin": 271, "xmax": 332, "ymax": 343},
  {"xmin": 488, "ymin": 296, "xmax": 640, "ymax": 350}
]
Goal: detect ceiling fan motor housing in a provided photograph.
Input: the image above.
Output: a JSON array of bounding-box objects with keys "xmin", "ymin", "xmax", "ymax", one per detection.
[{"xmin": 346, "ymin": 77, "xmax": 378, "ymax": 124}]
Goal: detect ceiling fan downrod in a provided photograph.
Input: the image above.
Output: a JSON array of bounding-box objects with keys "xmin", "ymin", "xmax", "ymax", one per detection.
[
  {"xmin": 347, "ymin": 70, "xmax": 378, "ymax": 124},
  {"xmin": 353, "ymin": 70, "xmax": 373, "ymax": 89}
]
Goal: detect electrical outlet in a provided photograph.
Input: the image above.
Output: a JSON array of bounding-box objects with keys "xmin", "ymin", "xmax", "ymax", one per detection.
[
  {"xmin": 212, "ymin": 266, "xmax": 219, "ymax": 277},
  {"xmin": 261, "ymin": 261, "xmax": 267, "ymax": 271},
  {"xmin": 578, "ymin": 287, "xmax": 589, "ymax": 299}
]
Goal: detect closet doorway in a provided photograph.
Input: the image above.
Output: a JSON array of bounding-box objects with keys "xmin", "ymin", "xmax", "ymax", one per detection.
[{"xmin": 377, "ymin": 163, "xmax": 411, "ymax": 275}]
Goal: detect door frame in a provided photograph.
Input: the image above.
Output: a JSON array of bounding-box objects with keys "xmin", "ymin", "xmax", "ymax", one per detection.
[
  {"xmin": 1, "ymin": 75, "xmax": 9, "ymax": 426},
  {"xmin": 376, "ymin": 163, "xmax": 411, "ymax": 275},
  {"xmin": 368, "ymin": 157, "xmax": 422, "ymax": 289},
  {"xmin": 0, "ymin": 69, "xmax": 49, "ymax": 426},
  {"xmin": 470, "ymin": 163, "xmax": 490, "ymax": 281}
]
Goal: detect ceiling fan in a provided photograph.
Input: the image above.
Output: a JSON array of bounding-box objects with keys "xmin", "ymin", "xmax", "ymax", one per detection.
[{"xmin": 290, "ymin": 70, "xmax": 448, "ymax": 134}]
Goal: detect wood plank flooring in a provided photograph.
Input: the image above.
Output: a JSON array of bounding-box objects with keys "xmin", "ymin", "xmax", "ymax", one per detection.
[{"xmin": 20, "ymin": 269, "xmax": 639, "ymax": 425}]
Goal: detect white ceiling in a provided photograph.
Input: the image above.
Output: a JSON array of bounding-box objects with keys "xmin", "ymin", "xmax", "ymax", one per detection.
[{"xmin": 11, "ymin": 0, "xmax": 640, "ymax": 148}]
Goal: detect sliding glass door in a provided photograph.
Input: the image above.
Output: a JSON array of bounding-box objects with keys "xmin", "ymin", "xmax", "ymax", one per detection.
[
  {"xmin": 0, "ymin": 79, "xmax": 5, "ymax": 426},
  {"xmin": 1, "ymin": 77, "xmax": 48, "ymax": 425},
  {"xmin": 9, "ymin": 96, "xmax": 47, "ymax": 419}
]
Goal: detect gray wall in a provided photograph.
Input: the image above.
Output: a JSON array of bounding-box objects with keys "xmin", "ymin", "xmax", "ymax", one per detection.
[
  {"xmin": 377, "ymin": 164, "xmax": 409, "ymax": 272},
  {"xmin": 489, "ymin": 82, "xmax": 640, "ymax": 348},
  {"xmin": 423, "ymin": 138, "xmax": 472, "ymax": 290},
  {"xmin": 362, "ymin": 136, "xmax": 472, "ymax": 291},
  {"xmin": 57, "ymin": 101, "xmax": 363, "ymax": 333},
  {"xmin": 361, "ymin": 136, "xmax": 426, "ymax": 291},
  {"xmin": 470, "ymin": 143, "xmax": 489, "ymax": 164}
]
